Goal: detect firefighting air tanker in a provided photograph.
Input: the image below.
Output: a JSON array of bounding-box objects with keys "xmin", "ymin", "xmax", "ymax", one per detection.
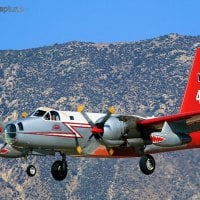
[{"xmin": 0, "ymin": 48, "xmax": 200, "ymax": 181}]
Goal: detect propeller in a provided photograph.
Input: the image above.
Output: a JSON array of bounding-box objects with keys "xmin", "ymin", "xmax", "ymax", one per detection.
[
  {"xmin": 76, "ymin": 105, "xmax": 116, "ymax": 154},
  {"xmin": 78, "ymin": 105, "xmax": 115, "ymax": 139}
]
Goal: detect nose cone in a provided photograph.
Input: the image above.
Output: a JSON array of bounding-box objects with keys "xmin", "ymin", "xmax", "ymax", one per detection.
[{"xmin": 4, "ymin": 124, "xmax": 17, "ymax": 144}]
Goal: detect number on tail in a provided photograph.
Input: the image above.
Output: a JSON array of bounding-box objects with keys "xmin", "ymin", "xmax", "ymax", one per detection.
[{"xmin": 196, "ymin": 90, "xmax": 200, "ymax": 103}]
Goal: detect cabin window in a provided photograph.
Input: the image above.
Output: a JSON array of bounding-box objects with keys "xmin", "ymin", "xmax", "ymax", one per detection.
[{"xmin": 69, "ymin": 116, "xmax": 74, "ymax": 120}]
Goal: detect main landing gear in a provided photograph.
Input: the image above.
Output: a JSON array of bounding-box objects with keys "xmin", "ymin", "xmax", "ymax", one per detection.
[
  {"xmin": 139, "ymin": 154, "xmax": 156, "ymax": 175},
  {"xmin": 51, "ymin": 153, "xmax": 68, "ymax": 181},
  {"xmin": 26, "ymin": 153, "xmax": 68, "ymax": 181}
]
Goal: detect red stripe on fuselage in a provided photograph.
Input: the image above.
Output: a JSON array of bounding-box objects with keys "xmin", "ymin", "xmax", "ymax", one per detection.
[
  {"xmin": 20, "ymin": 122, "xmax": 91, "ymax": 138},
  {"xmin": 21, "ymin": 132, "xmax": 79, "ymax": 138}
]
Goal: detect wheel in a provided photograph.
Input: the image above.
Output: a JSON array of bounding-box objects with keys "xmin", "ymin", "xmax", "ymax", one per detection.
[
  {"xmin": 51, "ymin": 160, "xmax": 68, "ymax": 181},
  {"xmin": 27, "ymin": 165, "xmax": 36, "ymax": 177},
  {"xmin": 139, "ymin": 154, "xmax": 155, "ymax": 175}
]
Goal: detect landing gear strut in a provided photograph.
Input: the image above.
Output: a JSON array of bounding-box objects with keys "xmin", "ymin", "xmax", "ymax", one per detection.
[
  {"xmin": 139, "ymin": 154, "xmax": 155, "ymax": 175},
  {"xmin": 51, "ymin": 153, "xmax": 68, "ymax": 181}
]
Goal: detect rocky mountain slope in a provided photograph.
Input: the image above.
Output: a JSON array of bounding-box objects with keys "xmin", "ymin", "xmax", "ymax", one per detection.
[{"xmin": 0, "ymin": 34, "xmax": 200, "ymax": 199}]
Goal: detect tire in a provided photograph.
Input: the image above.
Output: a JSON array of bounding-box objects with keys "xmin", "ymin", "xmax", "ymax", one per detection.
[
  {"xmin": 27, "ymin": 165, "xmax": 36, "ymax": 177},
  {"xmin": 51, "ymin": 160, "xmax": 68, "ymax": 181},
  {"xmin": 139, "ymin": 154, "xmax": 155, "ymax": 175}
]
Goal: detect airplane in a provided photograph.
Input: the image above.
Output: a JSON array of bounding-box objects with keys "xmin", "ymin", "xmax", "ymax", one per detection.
[{"xmin": 0, "ymin": 48, "xmax": 200, "ymax": 181}]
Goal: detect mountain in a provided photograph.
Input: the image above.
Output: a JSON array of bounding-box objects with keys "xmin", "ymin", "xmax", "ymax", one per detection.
[{"xmin": 0, "ymin": 33, "xmax": 200, "ymax": 199}]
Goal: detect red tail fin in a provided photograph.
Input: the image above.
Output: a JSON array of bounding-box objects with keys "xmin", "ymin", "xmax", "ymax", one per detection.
[{"xmin": 180, "ymin": 48, "xmax": 200, "ymax": 113}]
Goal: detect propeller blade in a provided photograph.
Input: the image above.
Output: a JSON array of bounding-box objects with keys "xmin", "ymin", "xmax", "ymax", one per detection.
[
  {"xmin": 22, "ymin": 111, "xmax": 28, "ymax": 118},
  {"xmin": 81, "ymin": 140, "xmax": 102, "ymax": 155},
  {"xmin": 97, "ymin": 106, "xmax": 115, "ymax": 127},
  {"xmin": 77, "ymin": 105, "xmax": 95, "ymax": 127},
  {"xmin": 73, "ymin": 132, "xmax": 83, "ymax": 154},
  {"xmin": 76, "ymin": 145, "xmax": 83, "ymax": 154},
  {"xmin": 77, "ymin": 104, "xmax": 85, "ymax": 113}
]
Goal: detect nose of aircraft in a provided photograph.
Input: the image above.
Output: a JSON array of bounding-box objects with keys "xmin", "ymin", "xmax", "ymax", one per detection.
[{"xmin": 4, "ymin": 124, "xmax": 17, "ymax": 143}]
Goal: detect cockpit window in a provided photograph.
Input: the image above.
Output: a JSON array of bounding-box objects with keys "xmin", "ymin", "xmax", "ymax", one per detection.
[
  {"xmin": 44, "ymin": 112, "xmax": 50, "ymax": 120},
  {"xmin": 18, "ymin": 122, "xmax": 24, "ymax": 131},
  {"xmin": 43, "ymin": 111, "xmax": 60, "ymax": 121},
  {"xmin": 50, "ymin": 111, "xmax": 60, "ymax": 121},
  {"xmin": 32, "ymin": 110, "xmax": 47, "ymax": 117}
]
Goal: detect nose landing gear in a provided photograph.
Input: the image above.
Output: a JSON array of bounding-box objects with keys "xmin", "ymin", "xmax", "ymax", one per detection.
[{"xmin": 26, "ymin": 165, "xmax": 37, "ymax": 177}]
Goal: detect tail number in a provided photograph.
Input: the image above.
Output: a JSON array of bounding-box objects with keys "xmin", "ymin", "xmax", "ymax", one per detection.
[{"xmin": 196, "ymin": 90, "xmax": 200, "ymax": 103}]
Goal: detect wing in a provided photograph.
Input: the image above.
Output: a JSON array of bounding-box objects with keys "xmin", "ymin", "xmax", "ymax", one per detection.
[
  {"xmin": 72, "ymin": 111, "xmax": 200, "ymax": 158},
  {"xmin": 137, "ymin": 111, "xmax": 200, "ymax": 131},
  {"xmin": 135, "ymin": 111, "xmax": 200, "ymax": 150}
]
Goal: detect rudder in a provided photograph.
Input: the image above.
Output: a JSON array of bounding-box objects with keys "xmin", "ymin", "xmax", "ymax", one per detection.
[{"xmin": 180, "ymin": 48, "xmax": 200, "ymax": 113}]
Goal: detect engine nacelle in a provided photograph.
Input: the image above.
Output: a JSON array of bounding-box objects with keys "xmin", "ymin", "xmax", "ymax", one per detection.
[
  {"xmin": 103, "ymin": 117, "xmax": 125, "ymax": 140},
  {"xmin": 150, "ymin": 131, "xmax": 191, "ymax": 147}
]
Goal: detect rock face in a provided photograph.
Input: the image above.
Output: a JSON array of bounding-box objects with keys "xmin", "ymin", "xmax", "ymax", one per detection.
[{"xmin": 0, "ymin": 34, "xmax": 200, "ymax": 199}]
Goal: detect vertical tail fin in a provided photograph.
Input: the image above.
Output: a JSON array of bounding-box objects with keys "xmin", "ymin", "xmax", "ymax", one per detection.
[{"xmin": 180, "ymin": 48, "xmax": 200, "ymax": 113}]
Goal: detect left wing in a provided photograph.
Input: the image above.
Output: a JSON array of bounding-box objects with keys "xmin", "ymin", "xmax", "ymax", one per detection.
[
  {"xmin": 137, "ymin": 111, "xmax": 200, "ymax": 131},
  {"xmin": 136, "ymin": 111, "xmax": 200, "ymax": 148}
]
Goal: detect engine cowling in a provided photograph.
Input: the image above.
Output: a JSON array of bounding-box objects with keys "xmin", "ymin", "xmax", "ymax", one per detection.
[{"xmin": 102, "ymin": 117, "xmax": 125, "ymax": 140}]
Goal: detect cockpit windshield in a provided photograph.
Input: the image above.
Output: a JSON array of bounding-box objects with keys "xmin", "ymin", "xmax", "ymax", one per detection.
[
  {"xmin": 31, "ymin": 107, "xmax": 50, "ymax": 117},
  {"xmin": 31, "ymin": 107, "xmax": 60, "ymax": 121},
  {"xmin": 32, "ymin": 109, "xmax": 47, "ymax": 117}
]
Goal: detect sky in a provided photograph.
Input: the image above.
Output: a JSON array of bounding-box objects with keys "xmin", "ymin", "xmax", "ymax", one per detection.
[{"xmin": 1, "ymin": 0, "xmax": 200, "ymax": 50}]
